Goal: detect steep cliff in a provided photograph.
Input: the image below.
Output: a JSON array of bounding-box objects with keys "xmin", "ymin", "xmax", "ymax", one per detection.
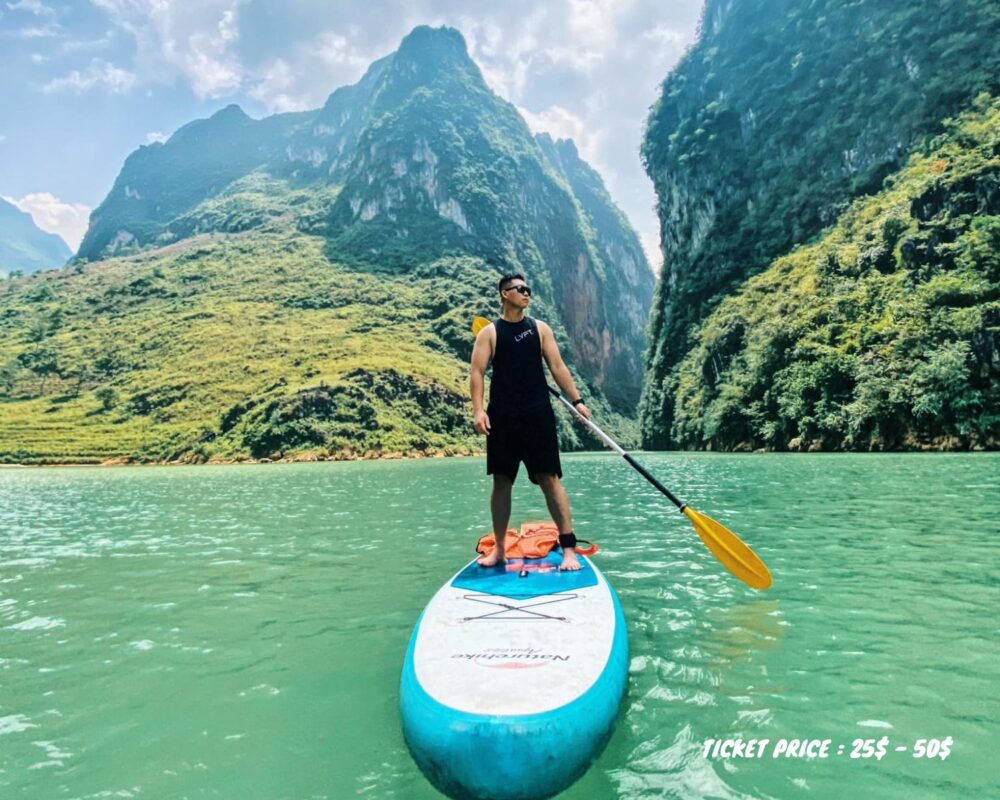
[
  {"xmin": 535, "ymin": 134, "xmax": 655, "ymax": 407},
  {"xmin": 640, "ymin": 0, "xmax": 1000, "ymax": 447},
  {"xmin": 77, "ymin": 104, "xmax": 309, "ymax": 259},
  {"xmin": 74, "ymin": 26, "xmax": 651, "ymax": 411},
  {"xmin": 322, "ymin": 27, "xmax": 653, "ymax": 409},
  {"xmin": 672, "ymin": 96, "xmax": 999, "ymax": 451},
  {"xmin": 0, "ymin": 27, "xmax": 651, "ymax": 464}
]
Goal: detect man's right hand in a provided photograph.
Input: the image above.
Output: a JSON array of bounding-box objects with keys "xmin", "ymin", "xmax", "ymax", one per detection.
[{"xmin": 474, "ymin": 410, "xmax": 491, "ymax": 435}]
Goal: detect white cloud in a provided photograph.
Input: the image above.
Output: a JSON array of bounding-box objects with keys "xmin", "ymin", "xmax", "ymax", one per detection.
[
  {"xmin": 476, "ymin": 52, "xmax": 530, "ymax": 102},
  {"xmin": 145, "ymin": 131, "xmax": 167, "ymax": 144},
  {"xmin": 5, "ymin": 23, "xmax": 58, "ymax": 37},
  {"xmin": 6, "ymin": 0, "xmax": 56, "ymax": 16},
  {"xmin": 640, "ymin": 229, "xmax": 663, "ymax": 273},
  {"xmin": 461, "ymin": 18, "xmax": 503, "ymax": 59},
  {"xmin": 462, "ymin": 15, "xmax": 538, "ymax": 101},
  {"xmin": 642, "ymin": 24, "xmax": 686, "ymax": 47},
  {"xmin": 0, "ymin": 134, "xmax": 6, "ymax": 143},
  {"xmin": 313, "ymin": 30, "xmax": 374, "ymax": 73},
  {"xmin": 518, "ymin": 103, "xmax": 604, "ymax": 162},
  {"xmin": 184, "ymin": 7, "xmax": 242, "ymax": 96},
  {"xmin": 42, "ymin": 57, "xmax": 136, "ymax": 94},
  {"xmin": 562, "ymin": 0, "xmax": 618, "ymax": 70},
  {"xmin": 184, "ymin": 46, "xmax": 242, "ymax": 97},
  {"xmin": 61, "ymin": 29, "xmax": 116, "ymax": 53},
  {"xmin": 2, "ymin": 192, "xmax": 90, "ymax": 252},
  {"xmin": 92, "ymin": 0, "xmax": 244, "ymax": 98},
  {"xmin": 244, "ymin": 29, "xmax": 382, "ymax": 114},
  {"xmin": 248, "ymin": 58, "xmax": 310, "ymax": 113}
]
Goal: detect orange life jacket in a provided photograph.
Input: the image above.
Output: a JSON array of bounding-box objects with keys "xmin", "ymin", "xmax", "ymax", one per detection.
[{"xmin": 476, "ymin": 521, "xmax": 598, "ymax": 558}]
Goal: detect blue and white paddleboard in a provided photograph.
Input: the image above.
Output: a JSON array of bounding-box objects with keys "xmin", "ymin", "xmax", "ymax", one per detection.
[{"xmin": 400, "ymin": 550, "xmax": 629, "ymax": 800}]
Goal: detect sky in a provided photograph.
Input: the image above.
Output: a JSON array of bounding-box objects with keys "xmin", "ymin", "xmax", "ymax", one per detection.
[{"xmin": 0, "ymin": 0, "xmax": 704, "ymax": 269}]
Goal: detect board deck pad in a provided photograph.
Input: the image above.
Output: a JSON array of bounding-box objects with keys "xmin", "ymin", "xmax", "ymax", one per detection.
[
  {"xmin": 401, "ymin": 544, "xmax": 629, "ymax": 800},
  {"xmin": 412, "ymin": 552, "xmax": 619, "ymax": 716},
  {"xmin": 451, "ymin": 550, "xmax": 598, "ymax": 597}
]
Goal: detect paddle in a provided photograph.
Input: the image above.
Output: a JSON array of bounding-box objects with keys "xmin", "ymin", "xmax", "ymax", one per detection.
[{"xmin": 472, "ymin": 315, "xmax": 773, "ymax": 590}]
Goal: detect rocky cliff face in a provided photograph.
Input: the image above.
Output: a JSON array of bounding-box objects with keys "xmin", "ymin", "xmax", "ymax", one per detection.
[
  {"xmin": 670, "ymin": 96, "xmax": 1000, "ymax": 452},
  {"xmin": 320, "ymin": 27, "xmax": 652, "ymax": 409},
  {"xmin": 77, "ymin": 104, "xmax": 307, "ymax": 259},
  {"xmin": 282, "ymin": 55, "xmax": 392, "ymax": 182},
  {"xmin": 640, "ymin": 0, "xmax": 1000, "ymax": 447},
  {"xmin": 535, "ymin": 134, "xmax": 654, "ymax": 408},
  {"xmin": 75, "ymin": 26, "xmax": 652, "ymax": 409}
]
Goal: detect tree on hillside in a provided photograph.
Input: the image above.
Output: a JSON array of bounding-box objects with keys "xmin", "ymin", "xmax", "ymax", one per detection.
[
  {"xmin": 0, "ymin": 361, "xmax": 19, "ymax": 395},
  {"xmin": 17, "ymin": 346, "xmax": 61, "ymax": 395},
  {"xmin": 94, "ymin": 386, "xmax": 118, "ymax": 411}
]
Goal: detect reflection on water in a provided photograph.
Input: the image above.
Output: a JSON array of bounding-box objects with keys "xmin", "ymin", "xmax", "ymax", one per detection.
[{"xmin": 1, "ymin": 453, "xmax": 997, "ymax": 799}]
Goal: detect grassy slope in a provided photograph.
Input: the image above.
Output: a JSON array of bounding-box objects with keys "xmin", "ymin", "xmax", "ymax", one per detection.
[
  {"xmin": 0, "ymin": 177, "xmax": 635, "ymax": 464},
  {"xmin": 671, "ymin": 96, "xmax": 1000, "ymax": 451}
]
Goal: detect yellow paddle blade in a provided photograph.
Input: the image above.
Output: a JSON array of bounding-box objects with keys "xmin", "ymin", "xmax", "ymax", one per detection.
[
  {"xmin": 472, "ymin": 316, "xmax": 491, "ymax": 336},
  {"xmin": 683, "ymin": 506, "xmax": 772, "ymax": 590}
]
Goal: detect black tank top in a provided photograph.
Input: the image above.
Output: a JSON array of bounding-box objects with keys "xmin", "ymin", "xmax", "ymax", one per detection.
[{"xmin": 488, "ymin": 316, "xmax": 550, "ymax": 416}]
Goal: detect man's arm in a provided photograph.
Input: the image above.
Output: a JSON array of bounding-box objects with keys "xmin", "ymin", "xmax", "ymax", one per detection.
[
  {"xmin": 470, "ymin": 325, "xmax": 494, "ymax": 434},
  {"xmin": 538, "ymin": 321, "xmax": 591, "ymax": 420}
]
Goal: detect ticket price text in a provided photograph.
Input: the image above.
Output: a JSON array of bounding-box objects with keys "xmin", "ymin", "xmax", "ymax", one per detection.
[{"xmin": 702, "ymin": 737, "xmax": 953, "ymax": 761}]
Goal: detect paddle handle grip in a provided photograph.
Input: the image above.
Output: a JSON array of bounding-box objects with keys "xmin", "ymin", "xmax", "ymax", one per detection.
[{"xmin": 547, "ymin": 386, "xmax": 685, "ymax": 512}]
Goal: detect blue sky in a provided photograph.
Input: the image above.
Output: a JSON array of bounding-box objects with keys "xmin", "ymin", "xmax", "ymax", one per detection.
[{"xmin": 0, "ymin": 0, "xmax": 703, "ymax": 267}]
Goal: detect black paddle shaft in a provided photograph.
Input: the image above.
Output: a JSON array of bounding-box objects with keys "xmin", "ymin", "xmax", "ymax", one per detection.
[{"xmin": 621, "ymin": 453, "xmax": 686, "ymax": 511}]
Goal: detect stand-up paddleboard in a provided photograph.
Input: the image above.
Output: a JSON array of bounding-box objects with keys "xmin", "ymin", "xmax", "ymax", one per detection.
[{"xmin": 400, "ymin": 549, "xmax": 628, "ymax": 800}]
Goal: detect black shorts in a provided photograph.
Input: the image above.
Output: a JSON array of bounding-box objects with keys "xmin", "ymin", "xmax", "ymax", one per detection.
[{"xmin": 486, "ymin": 403, "xmax": 562, "ymax": 484}]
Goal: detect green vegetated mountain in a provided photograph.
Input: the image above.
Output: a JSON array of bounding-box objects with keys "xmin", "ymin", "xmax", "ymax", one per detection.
[
  {"xmin": 641, "ymin": 0, "xmax": 1000, "ymax": 449},
  {"xmin": 674, "ymin": 96, "xmax": 999, "ymax": 451},
  {"xmin": 0, "ymin": 26, "xmax": 652, "ymax": 465},
  {"xmin": 0, "ymin": 198, "xmax": 72, "ymax": 277}
]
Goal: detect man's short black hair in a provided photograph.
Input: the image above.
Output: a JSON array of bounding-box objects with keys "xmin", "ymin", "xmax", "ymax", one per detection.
[{"xmin": 498, "ymin": 273, "xmax": 525, "ymax": 293}]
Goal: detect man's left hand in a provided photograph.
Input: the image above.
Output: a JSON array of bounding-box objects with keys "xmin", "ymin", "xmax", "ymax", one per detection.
[{"xmin": 574, "ymin": 403, "xmax": 592, "ymax": 421}]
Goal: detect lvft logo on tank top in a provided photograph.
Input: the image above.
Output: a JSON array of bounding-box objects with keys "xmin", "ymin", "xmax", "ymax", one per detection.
[{"xmin": 514, "ymin": 328, "xmax": 535, "ymax": 343}]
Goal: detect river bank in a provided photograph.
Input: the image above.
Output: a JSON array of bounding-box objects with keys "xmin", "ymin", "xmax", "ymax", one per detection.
[
  {"xmin": 4, "ymin": 441, "xmax": 997, "ymax": 469},
  {"xmin": 0, "ymin": 447, "xmax": 485, "ymax": 469}
]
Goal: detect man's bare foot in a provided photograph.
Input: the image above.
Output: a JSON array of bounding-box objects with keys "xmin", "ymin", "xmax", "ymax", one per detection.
[
  {"xmin": 559, "ymin": 549, "xmax": 582, "ymax": 571},
  {"xmin": 477, "ymin": 548, "xmax": 505, "ymax": 567}
]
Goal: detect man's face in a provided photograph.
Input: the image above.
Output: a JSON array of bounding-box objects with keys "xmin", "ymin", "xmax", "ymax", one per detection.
[{"xmin": 502, "ymin": 280, "xmax": 532, "ymax": 309}]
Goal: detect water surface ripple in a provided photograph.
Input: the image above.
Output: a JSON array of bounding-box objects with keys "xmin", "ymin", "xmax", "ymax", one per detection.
[{"xmin": 1, "ymin": 454, "xmax": 996, "ymax": 799}]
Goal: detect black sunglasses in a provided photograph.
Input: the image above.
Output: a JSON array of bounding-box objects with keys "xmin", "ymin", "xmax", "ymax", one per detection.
[{"xmin": 504, "ymin": 285, "xmax": 531, "ymax": 296}]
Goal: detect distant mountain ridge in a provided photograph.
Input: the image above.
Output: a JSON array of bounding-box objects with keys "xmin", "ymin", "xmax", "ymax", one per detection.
[
  {"xmin": 0, "ymin": 26, "xmax": 652, "ymax": 464},
  {"xmin": 76, "ymin": 25, "xmax": 651, "ymax": 410},
  {"xmin": 0, "ymin": 198, "xmax": 72, "ymax": 276}
]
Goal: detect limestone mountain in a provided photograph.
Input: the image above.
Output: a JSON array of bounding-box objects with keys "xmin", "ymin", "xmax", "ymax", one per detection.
[
  {"xmin": 640, "ymin": 0, "xmax": 1000, "ymax": 449},
  {"xmin": 534, "ymin": 134, "xmax": 652, "ymax": 406},
  {"xmin": 0, "ymin": 198, "xmax": 72, "ymax": 277},
  {"xmin": 672, "ymin": 96, "xmax": 999, "ymax": 452},
  {"xmin": 76, "ymin": 25, "xmax": 651, "ymax": 410},
  {"xmin": 0, "ymin": 26, "xmax": 652, "ymax": 464}
]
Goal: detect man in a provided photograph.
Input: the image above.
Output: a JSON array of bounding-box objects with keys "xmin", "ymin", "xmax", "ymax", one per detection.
[{"xmin": 470, "ymin": 273, "xmax": 591, "ymax": 571}]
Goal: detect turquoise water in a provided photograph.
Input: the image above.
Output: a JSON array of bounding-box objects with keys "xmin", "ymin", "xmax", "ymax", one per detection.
[{"xmin": 1, "ymin": 453, "xmax": 997, "ymax": 799}]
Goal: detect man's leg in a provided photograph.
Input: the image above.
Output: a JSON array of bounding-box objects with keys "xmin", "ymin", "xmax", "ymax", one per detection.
[
  {"xmin": 535, "ymin": 473, "xmax": 581, "ymax": 571},
  {"xmin": 478, "ymin": 474, "xmax": 513, "ymax": 567}
]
